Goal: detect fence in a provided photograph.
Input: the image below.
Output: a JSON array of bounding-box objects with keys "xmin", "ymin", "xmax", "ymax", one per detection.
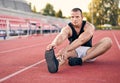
[{"xmin": 0, "ymin": 15, "xmax": 61, "ymax": 40}]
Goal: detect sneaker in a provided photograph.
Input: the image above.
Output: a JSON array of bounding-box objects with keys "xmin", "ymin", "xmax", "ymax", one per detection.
[
  {"xmin": 45, "ymin": 48, "xmax": 59, "ymax": 73},
  {"xmin": 68, "ymin": 57, "xmax": 82, "ymax": 66}
]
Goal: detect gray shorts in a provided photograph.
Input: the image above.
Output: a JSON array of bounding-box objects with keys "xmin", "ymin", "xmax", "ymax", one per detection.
[{"xmin": 75, "ymin": 46, "xmax": 96, "ymax": 62}]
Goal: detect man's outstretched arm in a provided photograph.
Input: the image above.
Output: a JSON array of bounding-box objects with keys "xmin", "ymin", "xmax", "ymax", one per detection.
[{"xmin": 46, "ymin": 26, "xmax": 69, "ymax": 50}]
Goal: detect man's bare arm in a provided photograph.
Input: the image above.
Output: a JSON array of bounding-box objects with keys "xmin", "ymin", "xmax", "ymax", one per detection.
[
  {"xmin": 66, "ymin": 23, "xmax": 95, "ymax": 51},
  {"xmin": 52, "ymin": 26, "xmax": 69, "ymax": 46},
  {"xmin": 46, "ymin": 26, "xmax": 70, "ymax": 50}
]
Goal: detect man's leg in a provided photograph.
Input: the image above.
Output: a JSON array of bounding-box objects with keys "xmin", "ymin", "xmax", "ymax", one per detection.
[
  {"xmin": 56, "ymin": 49, "xmax": 66, "ymax": 66},
  {"xmin": 56, "ymin": 48, "xmax": 77, "ymax": 66},
  {"xmin": 68, "ymin": 37, "xmax": 112, "ymax": 66},
  {"xmin": 82, "ymin": 37, "xmax": 112, "ymax": 62},
  {"xmin": 45, "ymin": 46, "xmax": 78, "ymax": 73}
]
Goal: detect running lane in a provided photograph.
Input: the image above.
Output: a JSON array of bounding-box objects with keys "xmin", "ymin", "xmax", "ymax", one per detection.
[{"xmin": 0, "ymin": 30, "xmax": 120, "ymax": 83}]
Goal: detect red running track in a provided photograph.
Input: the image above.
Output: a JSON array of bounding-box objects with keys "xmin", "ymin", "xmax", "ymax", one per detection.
[{"xmin": 0, "ymin": 30, "xmax": 120, "ymax": 83}]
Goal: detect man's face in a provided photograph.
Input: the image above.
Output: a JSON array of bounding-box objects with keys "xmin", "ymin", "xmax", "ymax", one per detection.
[{"xmin": 70, "ymin": 11, "xmax": 83, "ymax": 26}]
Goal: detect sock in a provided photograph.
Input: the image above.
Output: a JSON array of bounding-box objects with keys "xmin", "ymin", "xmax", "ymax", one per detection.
[{"xmin": 68, "ymin": 57, "xmax": 82, "ymax": 66}]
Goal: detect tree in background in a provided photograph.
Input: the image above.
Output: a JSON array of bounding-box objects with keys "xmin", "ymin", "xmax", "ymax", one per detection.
[
  {"xmin": 28, "ymin": 2, "xmax": 32, "ymax": 12},
  {"xmin": 28, "ymin": 2, "xmax": 66, "ymax": 18},
  {"xmin": 118, "ymin": 8, "xmax": 120, "ymax": 25},
  {"xmin": 83, "ymin": 12, "xmax": 91, "ymax": 22},
  {"xmin": 41, "ymin": 3, "xmax": 55, "ymax": 16},
  {"xmin": 89, "ymin": 0, "xmax": 119, "ymax": 26},
  {"xmin": 55, "ymin": 9, "xmax": 63, "ymax": 18},
  {"xmin": 32, "ymin": 5, "xmax": 37, "ymax": 13}
]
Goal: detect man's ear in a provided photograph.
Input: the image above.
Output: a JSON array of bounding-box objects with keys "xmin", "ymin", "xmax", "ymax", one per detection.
[{"xmin": 81, "ymin": 15, "xmax": 83, "ymax": 19}]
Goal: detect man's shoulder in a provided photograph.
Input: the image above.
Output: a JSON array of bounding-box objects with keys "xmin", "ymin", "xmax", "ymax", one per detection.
[
  {"xmin": 85, "ymin": 21, "xmax": 92, "ymax": 25},
  {"xmin": 84, "ymin": 21, "xmax": 95, "ymax": 30},
  {"xmin": 62, "ymin": 24, "xmax": 71, "ymax": 30},
  {"xmin": 85, "ymin": 21, "xmax": 94, "ymax": 27},
  {"xmin": 60, "ymin": 25, "xmax": 72, "ymax": 36}
]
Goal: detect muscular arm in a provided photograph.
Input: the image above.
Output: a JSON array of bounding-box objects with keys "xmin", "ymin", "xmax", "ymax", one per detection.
[
  {"xmin": 67, "ymin": 22, "xmax": 95, "ymax": 51},
  {"xmin": 46, "ymin": 26, "xmax": 70, "ymax": 50},
  {"xmin": 52, "ymin": 27, "xmax": 69, "ymax": 46}
]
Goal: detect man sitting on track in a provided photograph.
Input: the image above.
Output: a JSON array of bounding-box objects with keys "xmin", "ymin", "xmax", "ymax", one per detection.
[{"xmin": 45, "ymin": 8, "xmax": 112, "ymax": 73}]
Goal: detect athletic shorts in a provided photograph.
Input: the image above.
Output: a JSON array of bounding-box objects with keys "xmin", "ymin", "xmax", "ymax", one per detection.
[{"xmin": 75, "ymin": 46, "xmax": 96, "ymax": 62}]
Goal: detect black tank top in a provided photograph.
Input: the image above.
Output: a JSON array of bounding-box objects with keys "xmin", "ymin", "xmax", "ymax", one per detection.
[{"xmin": 68, "ymin": 21, "xmax": 92, "ymax": 47}]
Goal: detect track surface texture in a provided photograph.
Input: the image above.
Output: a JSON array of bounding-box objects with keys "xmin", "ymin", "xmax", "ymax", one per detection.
[{"xmin": 0, "ymin": 30, "xmax": 120, "ymax": 83}]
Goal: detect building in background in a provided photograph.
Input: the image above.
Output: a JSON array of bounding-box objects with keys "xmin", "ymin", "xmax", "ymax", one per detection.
[{"xmin": 0, "ymin": 0, "xmax": 31, "ymax": 12}]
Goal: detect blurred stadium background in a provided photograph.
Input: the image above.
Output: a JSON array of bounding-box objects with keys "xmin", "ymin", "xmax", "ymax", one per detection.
[{"xmin": 0, "ymin": 0, "xmax": 69, "ymax": 40}]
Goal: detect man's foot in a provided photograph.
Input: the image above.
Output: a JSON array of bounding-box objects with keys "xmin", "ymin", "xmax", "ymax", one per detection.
[
  {"xmin": 57, "ymin": 55, "xmax": 65, "ymax": 66},
  {"xmin": 68, "ymin": 57, "xmax": 82, "ymax": 66},
  {"xmin": 45, "ymin": 48, "xmax": 59, "ymax": 73}
]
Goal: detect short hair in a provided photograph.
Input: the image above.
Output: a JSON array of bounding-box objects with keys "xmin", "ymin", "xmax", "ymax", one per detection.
[{"xmin": 71, "ymin": 8, "xmax": 82, "ymax": 14}]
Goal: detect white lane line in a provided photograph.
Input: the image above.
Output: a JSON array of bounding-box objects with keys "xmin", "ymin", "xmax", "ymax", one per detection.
[
  {"xmin": 0, "ymin": 42, "xmax": 49, "ymax": 54},
  {"xmin": 0, "ymin": 59, "xmax": 45, "ymax": 82},
  {"xmin": 112, "ymin": 32, "xmax": 120, "ymax": 50},
  {"xmin": 0, "ymin": 31, "xmax": 102, "ymax": 54}
]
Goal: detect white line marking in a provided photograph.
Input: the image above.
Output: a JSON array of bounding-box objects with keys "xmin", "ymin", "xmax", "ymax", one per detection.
[
  {"xmin": 0, "ymin": 59, "xmax": 45, "ymax": 82},
  {"xmin": 0, "ymin": 32, "xmax": 102, "ymax": 54},
  {"xmin": 0, "ymin": 42, "xmax": 49, "ymax": 54},
  {"xmin": 112, "ymin": 32, "xmax": 120, "ymax": 50}
]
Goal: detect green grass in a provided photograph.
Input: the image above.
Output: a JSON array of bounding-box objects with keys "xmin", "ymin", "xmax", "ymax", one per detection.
[{"xmin": 96, "ymin": 26, "xmax": 120, "ymax": 30}]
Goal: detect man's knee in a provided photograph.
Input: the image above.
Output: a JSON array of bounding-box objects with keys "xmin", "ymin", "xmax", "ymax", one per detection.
[{"xmin": 102, "ymin": 37, "xmax": 112, "ymax": 48}]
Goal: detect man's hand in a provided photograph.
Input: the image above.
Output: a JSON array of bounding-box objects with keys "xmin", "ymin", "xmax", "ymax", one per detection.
[
  {"xmin": 46, "ymin": 43, "xmax": 56, "ymax": 50},
  {"xmin": 61, "ymin": 47, "xmax": 70, "ymax": 60}
]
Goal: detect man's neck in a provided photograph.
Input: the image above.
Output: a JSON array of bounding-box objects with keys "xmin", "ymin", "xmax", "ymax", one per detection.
[{"xmin": 74, "ymin": 24, "xmax": 82, "ymax": 28}]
